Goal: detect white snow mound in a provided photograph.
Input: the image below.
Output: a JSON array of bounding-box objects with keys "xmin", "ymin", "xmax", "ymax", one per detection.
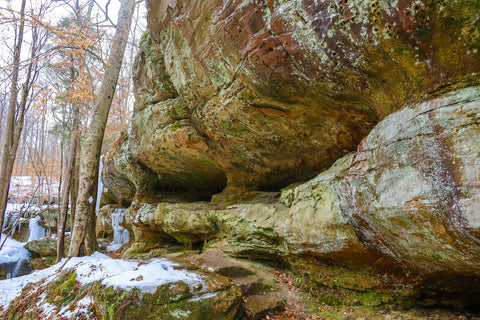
[{"xmin": 0, "ymin": 251, "xmax": 203, "ymax": 308}]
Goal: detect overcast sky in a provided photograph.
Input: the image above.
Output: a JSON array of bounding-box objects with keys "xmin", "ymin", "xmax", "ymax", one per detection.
[{"xmin": 0, "ymin": 0, "xmax": 147, "ymax": 68}]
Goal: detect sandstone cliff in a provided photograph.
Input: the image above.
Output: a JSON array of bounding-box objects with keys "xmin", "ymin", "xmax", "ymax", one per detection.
[
  {"xmin": 100, "ymin": 0, "xmax": 480, "ymax": 314},
  {"xmin": 104, "ymin": 0, "xmax": 480, "ymax": 202}
]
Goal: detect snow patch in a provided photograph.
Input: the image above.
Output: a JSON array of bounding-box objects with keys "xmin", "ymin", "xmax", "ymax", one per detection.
[
  {"xmin": 0, "ymin": 251, "xmax": 204, "ymax": 308},
  {"xmin": 58, "ymin": 295, "xmax": 94, "ymax": 318},
  {"xmin": 170, "ymin": 309, "xmax": 192, "ymax": 318},
  {"xmin": 188, "ymin": 291, "xmax": 219, "ymax": 301}
]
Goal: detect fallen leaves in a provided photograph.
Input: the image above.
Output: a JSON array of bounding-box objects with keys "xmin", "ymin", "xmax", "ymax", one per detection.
[
  {"xmin": 241, "ymin": 269, "xmax": 324, "ymax": 320},
  {"xmin": 130, "ymin": 275, "xmax": 143, "ymax": 281},
  {"xmin": 271, "ymin": 270, "xmax": 298, "ymax": 291},
  {"xmin": 260, "ymin": 306, "xmax": 324, "ymax": 320}
]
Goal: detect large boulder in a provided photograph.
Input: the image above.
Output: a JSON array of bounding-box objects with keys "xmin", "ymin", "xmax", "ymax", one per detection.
[
  {"xmin": 334, "ymin": 86, "xmax": 480, "ymax": 277},
  {"xmin": 0, "ymin": 253, "xmax": 243, "ymax": 320},
  {"xmin": 103, "ymin": 0, "xmax": 480, "ymax": 202},
  {"xmin": 24, "ymin": 236, "xmax": 71, "ymax": 270},
  {"xmin": 123, "ymin": 87, "xmax": 480, "ymax": 308},
  {"xmin": 24, "ymin": 237, "xmax": 58, "ymax": 257}
]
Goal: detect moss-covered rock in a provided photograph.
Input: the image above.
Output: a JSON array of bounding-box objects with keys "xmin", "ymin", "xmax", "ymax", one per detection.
[
  {"xmin": 122, "ymin": 87, "xmax": 480, "ymax": 310},
  {"xmin": 1, "ymin": 255, "xmax": 244, "ymax": 320},
  {"xmin": 92, "ymin": 279, "xmax": 242, "ymax": 320},
  {"xmin": 24, "ymin": 237, "xmax": 70, "ymax": 270},
  {"xmin": 24, "ymin": 237, "xmax": 63, "ymax": 258},
  {"xmin": 104, "ymin": 0, "xmax": 480, "ymax": 201}
]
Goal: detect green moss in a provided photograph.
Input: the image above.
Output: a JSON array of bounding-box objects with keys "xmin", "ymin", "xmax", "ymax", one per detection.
[
  {"xmin": 172, "ymin": 233, "xmax": 193, "ymax": 248},
  {"xmin": 140, "ymin": 29, "xmax": 152, "ymax": 47},
  {"xmin": 196, "ymin": 157, "xmax": 215, "ymax": 166},
  {"xmin": 305, "ymin": 277, "xmax": 410, "ymax": 309},
  {"xmin": 171, "ymin": 120, "xmax": 182, "ymax": 132},
  {"xmin": 315, "ymin": 294, "xmax": 343, "ymax": 306},
  {"xmin": 46, "ymin": 271, "xmax": 80, "ymax": 307},
  {"xmin": 92, "ymin": 284, "xmax": 142, "ymax": 320},
  {"xmin": 92, "ymin": 280, "xmax": 243, "ymax": 320}
]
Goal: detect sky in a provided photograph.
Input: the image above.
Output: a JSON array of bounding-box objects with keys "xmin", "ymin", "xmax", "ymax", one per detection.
[
  {"xmin": 0, "ymin": 0, "xmax": 146, "ymax": 68},
  {"xmin": 0, "ymin": 0, "xmax": 146, "ymax": 128}
]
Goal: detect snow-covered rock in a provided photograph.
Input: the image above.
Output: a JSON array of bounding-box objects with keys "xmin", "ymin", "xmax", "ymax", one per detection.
[{"xmin": 0, "ymin": 252, "xmax": 242, "ymax": 320}]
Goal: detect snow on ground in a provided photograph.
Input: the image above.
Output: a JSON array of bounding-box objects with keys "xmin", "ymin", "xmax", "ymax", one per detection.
[
  {"xmin": 0, "ymin": 252, "xmax": 204, "ymax": 308},
  {"xmin": 57, "ymin": 294, "xmax": 95, "ymax": 318},
  {"xmin": 5, "ymin": 203, "xmax": 26, "ymax": 212},
  {"xmin": 8, "ymin": 176, "xmax": 60, "ymax": 200},
  {"xmin": 0, "ymin": 235, "xmax": 30, "ymax": 264}
]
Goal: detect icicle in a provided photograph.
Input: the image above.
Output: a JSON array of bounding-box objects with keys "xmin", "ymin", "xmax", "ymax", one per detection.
[
  {"xmin": 27, "ymin": 215, "xmax": 47, "ymax": 242},
  {"xmin": 95, "ymin": 155, "xmax": 105, "ymax": 215},
  {"xmin": 111, "ymin": 209, "xmax": 130, "ymax": 245}
]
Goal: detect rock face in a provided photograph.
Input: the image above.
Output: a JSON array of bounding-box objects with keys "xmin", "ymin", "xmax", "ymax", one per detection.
[
  {"xmin": 104, "ymin": 0, "xmax": 480, "ymax": 201},
  {"xmin": 335, "ymin": 86, "xmax": 480, "ymax": 278},
  {"xmin": 24, "ymin": 237, "xmax": 59, "ymax": 257},
  {"xmin": 123, "ymin": 87, "xmax": 480, "ymax": 308}
]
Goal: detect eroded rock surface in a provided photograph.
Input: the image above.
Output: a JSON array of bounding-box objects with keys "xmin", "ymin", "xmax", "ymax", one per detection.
[
  {"xmin": 104, "ymin": 0, "xmax": 480, "ymax": 201},
  {"xmin": 335, "ymin": 86, "xmax": 480, "ymax": 277},
  {"xmin": 123, "ymin": 87, "xmax": 480, "ymax": 308}
]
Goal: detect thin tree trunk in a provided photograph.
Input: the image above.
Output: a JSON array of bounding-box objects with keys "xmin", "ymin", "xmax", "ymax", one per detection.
[
  {"xmin": 57, "ymin": 103, "xmax": 79, "ymax": 262},
  {"xmin": 57, "ymin": 62, "xmax": 80, "ymax": 261},
  {"xmin": 70, "ymin": 141, "xmax": 80, "ymax": 230},
  {"xmin": 58, "ymin": 139, "xmax": 63, "ymax": 205},
  {"xmin": 68, "ymin": 0, "xmax": 135, "ymax": 256},
  {"xmin": 0, "ymin": 0, "xmax": 26, "ymax": 238}
]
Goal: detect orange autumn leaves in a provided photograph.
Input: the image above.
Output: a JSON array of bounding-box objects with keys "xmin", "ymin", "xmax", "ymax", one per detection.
[{"xmin": 50, "ymin": 17, "xmax": 130, "ymax": 149}]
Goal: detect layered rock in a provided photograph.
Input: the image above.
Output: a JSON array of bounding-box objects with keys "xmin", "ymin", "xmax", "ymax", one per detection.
[
  {"xmin": 104, "ymin": 0, "xmax": 480, "ymax": 201},
  {"xmin": 123, "ymin": 87, "xmax": 480, "ymax": 308}
]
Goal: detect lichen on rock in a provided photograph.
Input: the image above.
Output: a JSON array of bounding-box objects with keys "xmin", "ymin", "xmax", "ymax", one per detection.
[
  {"xmin": 118, "ymin": 86, "xmax": 480, "ymax": 309},
  {"xmin": 103, "ymin": 0, "xmax": 480, "ymax": 203},
  {"xmin": 99, "ymin": 0, "xmax": 480, "ymax": 314}
]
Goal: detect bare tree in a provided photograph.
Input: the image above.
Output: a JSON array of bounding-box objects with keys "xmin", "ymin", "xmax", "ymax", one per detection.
[
  {"xmin": 68, "ymin": 0, "xmax": 135, "ymax": 256},
  {"xmin": 0, "ymin": 0, "xmax": 27, "ymax": 239},
  {"xmin": 0, "ymin": 0, "xmax": 49, "ymax": 239},
  {"xmin": 56, "ymin": 1, "xmax": 95, "ymax": 262}
]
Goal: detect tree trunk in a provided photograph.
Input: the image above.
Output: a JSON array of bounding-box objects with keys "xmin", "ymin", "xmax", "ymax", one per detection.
[
  {"xmin": 70, "ymin": 141, "xmax": 80, "ymax": 230},
  {"xmin": 68, "ymin": 0, "xmax": 135, "ymax": 256},
  {"xmin": 56, "ymin": 102, "xmax": 79, "ymax": 262},
  {"xmin": 0, "ymin": 0, "xmax": 26, "ymax": 238}
]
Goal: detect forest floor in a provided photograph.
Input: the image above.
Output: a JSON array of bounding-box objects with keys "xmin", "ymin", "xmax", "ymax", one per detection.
[{"xmin": 247, "ymin": 269, "xmax": 480, "ymax": 320}]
